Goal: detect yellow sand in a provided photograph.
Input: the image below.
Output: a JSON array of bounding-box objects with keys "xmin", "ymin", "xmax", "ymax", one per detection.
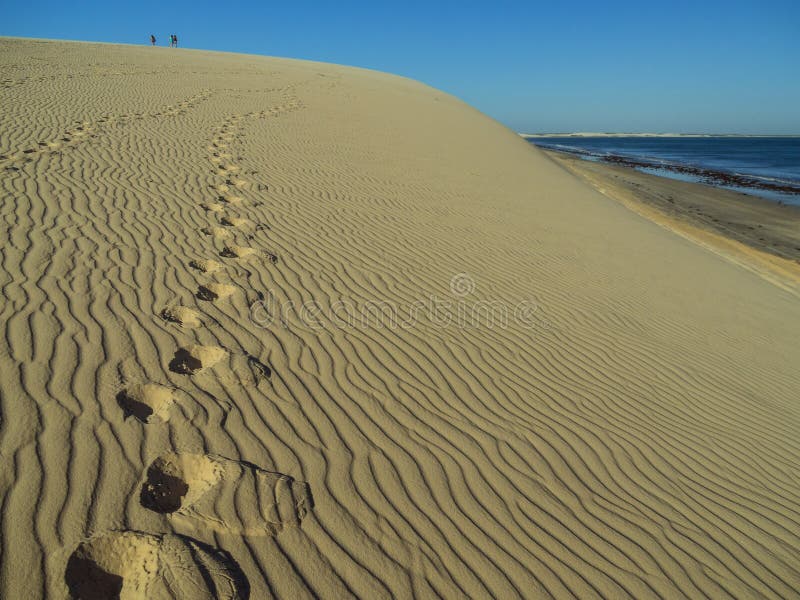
[{"xmin": 1, "ymin": 38, "xmax": 799, "ymax": 599}]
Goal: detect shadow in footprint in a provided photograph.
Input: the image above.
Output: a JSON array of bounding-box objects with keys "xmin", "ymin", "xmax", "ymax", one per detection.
[
  {"xmin": 140, "ymin": 466, "xmax": 189, "ymax": 513},
  {"xmin": 196, "ymin": 286, "xmax": 217, "ymax": 301},
  {"xmin": 65, "ymin": 530, "xmax": 250, "ymax": 600},
  {"xmin": 169, "ymin": 345, "xmax": 227, "ymax": 375},
  {"xmin": 116, "ymin": 384, "xmax": 175, "ymax": 424},
  {"xmin": 247, "ymin": 354, "xmax": 271, "ymax": 381},
  {"xmin": 64, "ymin": 555, "xmax": 123, "ymax": 600},
  {"xmin": 169, "ymin": 348, "xmax": 203, "ymax": 374},
  {"xmin": 196, "ymin": 283, "xmax": 235, "ymax": 302},
  {"xmin": 161, "ymin": 305, "xmax": 201, "ymax": 328},
  {"xmin": 140, "ymin": 454, "xmax": 222, "ymax": 516},
  {"xmin": 140, "ymin": 453, "xmax": 312, "ymax": 536},
  {"xmin": 116, "ymin": 390, "xmax": 153, "ymax": 423}
]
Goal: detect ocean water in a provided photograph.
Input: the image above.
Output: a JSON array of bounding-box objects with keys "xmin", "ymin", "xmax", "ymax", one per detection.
[{"xmin": 527, "ymin": 136, "xmax": 800, "ymax": 205}]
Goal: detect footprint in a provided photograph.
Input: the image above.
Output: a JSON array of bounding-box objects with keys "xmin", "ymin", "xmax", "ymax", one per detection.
[
  {"xmin": 188, "ymin": 259, "xmax": 223, "ymax": 274},
  {"xmin": 200, "ymin": 226, "xmax": 232, "ymax": 240},
  {"xmin": 246, "ymin": 354, "xmax": 272, "ymax": 381},
  {"xmin": 64, "ymin": 530, "xmax": 249, "ymax": 599},
  {"xmin": 226, "ymin": 178, "xmax": 248, "ymax": 189},
  {"xmin": 219, "ymin": 195, "xmax": 243, "ymax": 205},
  {"xmin": 116, "ymin": 383, "xmax": 176, "ymax": 423},
  {"xmin": 220, "ymin": 216, "xmax": 249, "ymax": 228},
  {"xmin": 196, "ymin": 283, "xmax": 236, "ymax": 301},
  {"xmin": 169, "ymin": 345, "xmax": 227, "ymax": 375},
  {"xmin": 140, "ymin": 453, "xmax": 223, "ymax": 514},
  {"xmin": 220, "ymin": 245, "xmax": 255, "ymax": 259},
  {"xmin": 140, "ymin": 453, "xmax": 313, "ymax": 536},
  {"xmin": 200, "ymin": 202, "xmax": 224, "ymax": 213},
  {"xmin": 161, "ymin": 305, "xmax": 202, "ymax": 328}
]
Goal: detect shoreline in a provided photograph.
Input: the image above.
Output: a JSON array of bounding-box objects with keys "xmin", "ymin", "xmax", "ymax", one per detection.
[
  {"xmin": 528, "ymin": 142, "xmax": 800, "ymax": 201},
  {"xmin": 542, "ymin": 148, "xmax": 800, "ymax": 295}
]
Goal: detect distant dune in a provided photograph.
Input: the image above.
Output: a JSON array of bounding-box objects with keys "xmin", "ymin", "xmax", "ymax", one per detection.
[{"xmin": 2, "ymin": 38, "xmax": 800, "ymax": 599}]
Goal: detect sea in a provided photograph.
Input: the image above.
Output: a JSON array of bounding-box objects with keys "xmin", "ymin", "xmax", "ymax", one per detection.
[{"xmin": 526, "ymin": 136, "xmax": 800, "ymax": 206}]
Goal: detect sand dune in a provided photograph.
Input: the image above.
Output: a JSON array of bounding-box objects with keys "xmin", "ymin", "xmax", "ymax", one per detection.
[
  {"xmin": 542, "ymin": 150, "xmax": 800, "ymax": 299},
  {"xmin": 1, "ymin": 37, "xmax": 800, "ymax": 599}
]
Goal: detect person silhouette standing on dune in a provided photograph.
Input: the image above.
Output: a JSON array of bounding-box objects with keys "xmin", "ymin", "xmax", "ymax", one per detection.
[{"xmin": 150, "ymin": 34, "xmax": 156, "ymax": 46}]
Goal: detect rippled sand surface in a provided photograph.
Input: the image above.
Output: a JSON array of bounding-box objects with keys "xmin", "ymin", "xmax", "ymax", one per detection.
[{"xmin": 2, "ymin": 38, "xmax": 800, "ymax": 599}]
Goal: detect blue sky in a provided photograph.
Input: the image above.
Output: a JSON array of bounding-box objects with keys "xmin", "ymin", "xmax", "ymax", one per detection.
[{"xmin": 3, "ymin": 0, "xmax": 799, "ymax": 133}]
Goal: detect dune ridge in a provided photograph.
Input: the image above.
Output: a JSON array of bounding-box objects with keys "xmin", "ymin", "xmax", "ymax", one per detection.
[{"xmin": 1, "ymin": 38, "xmax": 800, "ymax": 598}]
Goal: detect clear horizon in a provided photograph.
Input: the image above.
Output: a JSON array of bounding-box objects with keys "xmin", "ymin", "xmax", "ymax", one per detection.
[{"xmin": 3, "ymin": 0, "xmax": 798, "ymax": 135}]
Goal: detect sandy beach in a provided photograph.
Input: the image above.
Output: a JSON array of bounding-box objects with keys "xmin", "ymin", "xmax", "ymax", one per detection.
[
  {"xmin": 544, "ymin": 150, "xmax": 800, "ymax": 296},
  {"xmin": 2, "ymin": 38, "xmax": 800, "ymax": 599}
]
